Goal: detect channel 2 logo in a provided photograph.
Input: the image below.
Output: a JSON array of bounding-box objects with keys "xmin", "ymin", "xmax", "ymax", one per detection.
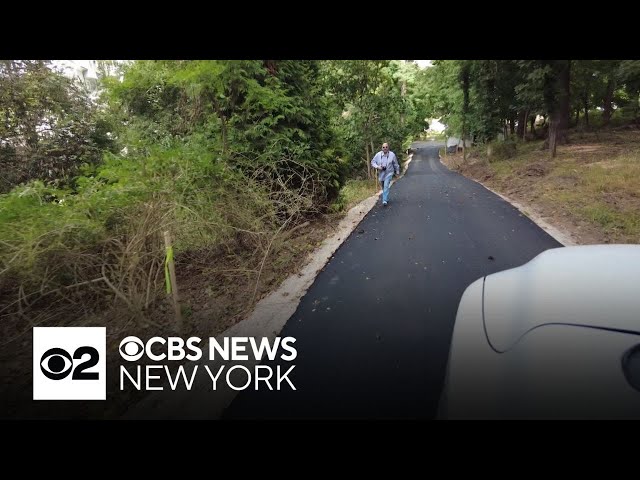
[{"xmin": 33, "ymin": 327, "xmax": 106, "ymax": 400}]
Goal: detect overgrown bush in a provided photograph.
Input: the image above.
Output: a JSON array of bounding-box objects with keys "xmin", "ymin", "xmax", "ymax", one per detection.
[{"xmin": 486, "ymin": 139, "xmax": 517, "ymax": 161}]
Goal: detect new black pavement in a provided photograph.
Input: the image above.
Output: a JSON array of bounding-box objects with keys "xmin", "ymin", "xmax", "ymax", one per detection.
[{"xmin": 223, "ymin": 142, "xmax": 563, "ymax": 419}]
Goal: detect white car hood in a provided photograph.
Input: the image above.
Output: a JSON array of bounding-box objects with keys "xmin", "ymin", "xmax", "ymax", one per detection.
[{"xmin": 483, "ymin": 245, "xmax": 640, "ymax": 352}]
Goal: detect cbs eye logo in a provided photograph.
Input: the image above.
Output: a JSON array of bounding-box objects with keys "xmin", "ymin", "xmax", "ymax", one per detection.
[
  {"xmin": 33, "ymin": 327, "xmax": 106, "ymax": 400},
  {"xmin": 40, "ymin": 346, "xmax": 99, "ymax": 381},
  {"xmin": 119, "ymin": 336, "xmax": 144, "ymax": 361}
]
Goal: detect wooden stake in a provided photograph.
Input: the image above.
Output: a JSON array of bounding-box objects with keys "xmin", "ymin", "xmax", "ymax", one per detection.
[{"xmin": 163, "ymin": 230, "xmax": 183, "ymax": 333}]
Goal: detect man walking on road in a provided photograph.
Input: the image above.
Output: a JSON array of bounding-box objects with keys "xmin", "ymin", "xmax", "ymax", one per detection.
[{"xmin": 371, "ymin": 142, "xmax": 400, "ymax": 206}]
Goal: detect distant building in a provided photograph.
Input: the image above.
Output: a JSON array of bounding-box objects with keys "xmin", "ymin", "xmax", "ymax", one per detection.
[
  {"xmin": 427, "ymin": 118, "xmax": 445, "ymax": 133},
  {"xmin": 52, "ymin": 60, "xmax": 100, "ymax": 98}
]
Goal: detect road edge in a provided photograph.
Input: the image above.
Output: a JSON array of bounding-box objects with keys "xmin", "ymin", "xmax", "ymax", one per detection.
[{"xmin": 437, "ymin": 154, "xmax": 577, "ymax": 247}]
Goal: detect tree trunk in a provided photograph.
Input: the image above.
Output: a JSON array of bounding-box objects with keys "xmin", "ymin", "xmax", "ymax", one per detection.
[
  {"xmin": 575, "ymin": 108, "xmax": 580, "ymax": 127},
  {"xmin": 462, "ymin": 120, "xmax": 467, "ymax": 164},
  {"xmin": 365, "ymin": 144, "xmax": 371, "ymax": 180},
  {"xmin": 557, "ymin": 60, "xmax": 570, "ymax": 144},
  {"xmin": 461, "ymin": 63, "xmax": 470, "ymax": 164},
  {"xmin": 509, "ymin": 116, "xmax": 515, "ymax": 136},
  {"xmin": 517, "ymin": 110, "xmax": 526, "ymax": 138},
  {"xmin": 602, "ymin": 78, "xmax": 615, "ymax": 126},
  {"xmin": 583, "ymin": 95, "xmax": 590, "ymax": 128},
  {"xmin": 400, "ymin": 80, "xmax": 406, "ymax": 126},
  {"xmin": 370, "ymin": 139, "xmax": 376, "ymax": 184},
  {"xmin": 548, "ymin": 116, "xmax": 558, "ymax": 158},
  {"xmin": 530, "ymin": 116, "xmax": 536, "ymax": 135}
]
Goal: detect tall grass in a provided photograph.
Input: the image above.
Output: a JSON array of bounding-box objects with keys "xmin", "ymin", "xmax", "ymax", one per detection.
[{"xmin": 0, "ymin": 141, "xmax": 324, "ymax": 341}]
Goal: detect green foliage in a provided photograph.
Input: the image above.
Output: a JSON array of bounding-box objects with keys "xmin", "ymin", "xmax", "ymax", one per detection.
[
  {"xmin": 0, "ymin": 181, "xmax": 104, "ymax": 269},
  {"xmin": 2, "ymin": 59, "xmax": 348, "ymax": 322},
  {"xmin": 421, "ymin": 60, "xmax": 463, "ymax": 136},
  {"xmin": 320, "ymin": 60, "xmax": 427, "ymax": 177},
  {"xmin": 424, "ymin": 59, "xmax": 640, "ymax": 148},
  {"xmin": 0, "ymin": 131, "xmax": 271, "ymax": 314},
  {"xmin": 0, "ymin": 60, "xmax": 117, "ymax": 193},
  {"xmin": 467, "ymin": 61, "xmax": 519, "ymax": 143},
  {"xmin": 329, "ymin": 179, "xmax": 376, "ymax": 213},
  {"xmin": 109, "ymin": 60, "xmax": 343, "ymax": 204}
]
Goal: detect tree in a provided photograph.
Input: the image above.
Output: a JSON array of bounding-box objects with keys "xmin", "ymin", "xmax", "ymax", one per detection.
[
  {"xmin": 0, "ymin": 60, "xmax": 115, "ymax": 193},
  {"xmin": 616, "ymin": 60, "xmax": 640, "ymax": 122},
  {"xmin": 108, "ymin": 60, "xmax": 343, "ymax": 204},
  {"xmin": 459, "ymin": 61, "xmax": 470, "ymax": 162}
]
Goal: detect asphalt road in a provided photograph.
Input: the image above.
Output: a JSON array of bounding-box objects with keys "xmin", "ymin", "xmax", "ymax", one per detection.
[{"xmin": 223, "ymin": 142, "xmax": 563, "ymax": 419}]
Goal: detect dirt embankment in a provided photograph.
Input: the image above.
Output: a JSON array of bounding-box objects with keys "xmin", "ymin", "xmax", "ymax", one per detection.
[{"xmin": 439, "ymin": 128, "xmax": 640, "ymax": 246}]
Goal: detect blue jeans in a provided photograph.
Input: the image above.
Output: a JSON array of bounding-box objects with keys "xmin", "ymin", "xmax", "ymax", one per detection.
[{"xmin": 380, "ymin": 175, "xmax": 392, "ymax": 203}]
